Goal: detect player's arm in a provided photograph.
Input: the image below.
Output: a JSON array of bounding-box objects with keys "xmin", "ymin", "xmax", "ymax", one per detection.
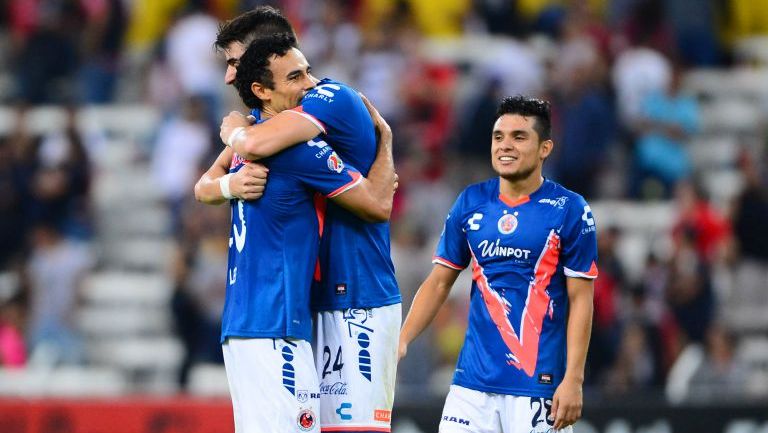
[
  {"xmin": 328, "ymin": 96, "xmax": 395, "ymax": 222},
  {"xmin": 194, "ymin": 147, "xmax": 269, "ymax": 204},
  {"xmin": 398, "ymin": 264, "xmax": 462, "ymax": 360},
  {"xmin": 220, "ymin": 110, "xmax": 320, "ymax": 161},
  {"xmin": 552, "ymin": 276, "xmax": 594, "ymax": 430}
]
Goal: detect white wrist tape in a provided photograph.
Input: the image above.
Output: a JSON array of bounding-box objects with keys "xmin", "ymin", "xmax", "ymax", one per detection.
[
  {"xmin": 226, "ymin": 126, "xmax": 246, "ymax": 148},
  {"xmin": 219, "ymin": 174, "xmax": 234, "ymax": 200}
]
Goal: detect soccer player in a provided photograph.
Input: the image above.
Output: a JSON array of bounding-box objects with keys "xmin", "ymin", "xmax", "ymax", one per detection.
[
  {"xmin": 211, "ymin": 34, "xmax": 395, "ymax": 433},
  {"xmin": 203, "ymin": 8, "xmax": 401, "ymax": 433},
  {"xmin": 398, "ymin": 96, "xmax": 598, "ymax": 433}
]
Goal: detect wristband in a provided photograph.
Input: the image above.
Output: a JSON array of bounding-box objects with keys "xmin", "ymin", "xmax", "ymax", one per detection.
[
  {"xmin": 226, "ymin": 126, "xmax": 246, "ymax": 148},
  {"xmin": 219, "ymin": 174, "xmax": 234, "ymax": 200}
]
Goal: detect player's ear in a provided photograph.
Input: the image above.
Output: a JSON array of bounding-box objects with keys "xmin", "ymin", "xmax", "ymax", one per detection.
[
  {"xmin": 251, "ymin": 82, "xmax": 270, "ymax": 101},
  {"xmin": 540, "ymin": 139, "xmax": 553, "ymax": 160}
]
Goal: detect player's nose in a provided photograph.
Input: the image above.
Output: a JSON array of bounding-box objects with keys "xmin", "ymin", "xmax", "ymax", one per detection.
[{"xmin": 225, "ymin": 66, "xmax": 236, "ymax": 85}]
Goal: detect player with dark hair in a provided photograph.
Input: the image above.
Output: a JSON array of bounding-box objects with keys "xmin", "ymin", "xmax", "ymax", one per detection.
[
  {"xmin": 194, "ymin": 7, "xmax": 402, "ymax": 433},
  {"xmin": 399, "ymin": 95, "xmax": 597, "ymax": 433},
  {"xmin": 214, "ymin": 33, "xmax": 395, "ymax": 433}
]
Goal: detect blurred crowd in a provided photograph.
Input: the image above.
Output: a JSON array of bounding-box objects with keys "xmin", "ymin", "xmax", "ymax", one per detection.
[{"xmin": 1, "ymin": 0, "xmax": 768, "ymax": 403}]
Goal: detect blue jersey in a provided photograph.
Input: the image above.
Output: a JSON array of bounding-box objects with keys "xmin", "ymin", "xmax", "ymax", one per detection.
[
  {"xmin": 290, "ymin": 78, "xmax": 401, "ymax": 311},
  {"xmin": 434, "ymin": 178, "xmax": 598, "ymax": 398},
  {"xmin": 220, "ymin": 125, "xmax": 362, "ymax": 343}
]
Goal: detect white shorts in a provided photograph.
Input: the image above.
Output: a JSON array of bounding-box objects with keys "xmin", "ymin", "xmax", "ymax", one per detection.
[
  {"xmin": 440, "ymin": 385, "xmax": 574, "ymax": 433},
  {"xmin": 223, "ymin": 338, "xmax": 320, "ymax": 433},
  {"xmin": 313, "ymin": 304, "xmax": 401, "ymax": 432}
]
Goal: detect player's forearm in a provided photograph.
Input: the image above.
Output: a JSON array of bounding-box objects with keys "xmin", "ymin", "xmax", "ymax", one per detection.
[
  {"xmin": 194, "ymin": 149, "xmax": 232, "ymax": 205},
  {"xmin": 400, "ymin": 266, "xmax": 457, "ymax": 346},
  {"xmin": 194, "ymin": 172, "xmax": 228, "ymax": 205},
  {"xmin": 563, "ymin": 280, "xmax": 594, "ymax": 384},
  {"xmin": 363, "ymin": 126, "xmax": 396, "ymax": 217},
  {"xmin": 231, "ymin": 112, "xmax": 318, "ymax": 160}
]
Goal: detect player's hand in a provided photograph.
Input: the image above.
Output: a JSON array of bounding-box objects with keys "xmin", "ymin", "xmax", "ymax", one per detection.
[
  {"xmin": 358, "ymin": 93, "xmax": 392, "ymax": 142},
  {"xmin": 397, "ymin": 338, "xmax": 408, "ymax": 361},
  {"xmin": 229, "ymin": 162, "xmax": 269, "ymax": 200},
  {"xmin": 551, "ymin": 377, "xmax": 583, "ymax": 430},
  {"xmin": 220, "ymin": 111, "xmax": 252, "ymax": 146}
]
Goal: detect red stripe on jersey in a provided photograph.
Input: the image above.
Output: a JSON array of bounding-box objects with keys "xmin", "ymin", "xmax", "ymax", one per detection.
[
  {"xmin": 313, "ymin": 193, "xmax": 327, "ymax": 282},
  {"xmin": 585, "ymin": 261, "xmax": 599, "ymax": 277},
  {"xmin": 290, "ymin": 106, "xmax": 327, "ymax": 133},
  {"xmin": 432, "ymin": 256, "xmax": 465, "ymax": 270},
  {"xmin": 327, "ymin": 171, "xmax": 362, "ymax": 198},
  {"xmin": 470, "ymin": 229, "xmax": 560, "ymax": 377}
]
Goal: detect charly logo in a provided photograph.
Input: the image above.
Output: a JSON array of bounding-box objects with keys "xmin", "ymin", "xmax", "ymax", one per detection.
[
  {"xmin": 336, "ymin": 403, "xmax": 352, "ymax": 421},
  {"xmin": 497, "ymin": 213, "xmax": 518, "ymax": 235},
  {"xmin": 297, "ymin": 409, "xmax": 316, "ymax": 431},
  {"xmin": 327, "ymin": 152, "xmax": 344, "ymax": 173}
]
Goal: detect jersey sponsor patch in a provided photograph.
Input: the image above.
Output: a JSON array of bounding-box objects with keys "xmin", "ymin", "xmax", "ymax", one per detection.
[
  {"xmin": 538, "ymin": 373, "xmax": 553, "ymax": 385},
  {"xmin": 443, "ymin": 415, "xmax": 471, "ymax": 426},
  {"xmin": 497, "ymin": 213, "xmax": 518, "ymax": 234},
  {"xmin": 297, "ymin": 409, "xmax": 316, "ymax": 431},
  {"xmin": 335, "ymin": 283, "xmax": 347, "ymax": 295},
  {"xmin": 327, "ymin": 151, "xmax": 344, "ymax": 173},
  {"xmin": 374, "ymin": 409, "xmax": 391, "ymax": 423}
]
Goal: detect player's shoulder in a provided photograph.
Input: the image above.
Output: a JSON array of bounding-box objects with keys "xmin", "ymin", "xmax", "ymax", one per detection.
[
  {"xmin": 303, "ymin": 78, "xmax": 359, "ymax": 104},
  {"xmin": 538, "ymin": 179, "xmax": 589, "ymax": 210},
  {"xmin": 455, "ymin": 178, "xmax": 498, "ymax": 209}
]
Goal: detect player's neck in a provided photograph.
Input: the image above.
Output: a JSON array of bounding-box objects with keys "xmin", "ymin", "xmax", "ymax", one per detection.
[
  {"xmin": 261, "ymin": 106, "xmax": 278, "ymax": 119},
  {"xmin": 499, "ymin": 172, "xmax": 544, "ymax": 200}
]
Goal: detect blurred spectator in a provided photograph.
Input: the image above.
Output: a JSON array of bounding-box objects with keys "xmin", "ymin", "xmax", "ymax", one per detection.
[
  {"xmin": 672, "ymin": 181, "xmax": 731, "ymax": 265},
  {"xmin": 728, "ymin": 151, "xmax": 768, "ymax": 318},
  {"xmin": 685, "ymin": 324, "xmax": 748, "ymax": 402},
  {"xmin": 611, "ymin": 41, "xmax": 670, "ymax": 128},
  {"xmin": 587, "ymin": 226, "xmax": 625, "ymax": 385},
  {"xmin": 631, "ymin": 65, "xmax": 699, "ymax": 198},
  {"xmin": 550, "ymin": 36, "xmax": 615, "ymax": 198},
  {"xmin": 0, "ymin": 133, "xmax": 27, "ymax": 269},
  {"xmin": 13, "ymin": 1, "xmax": 83, "ymax": 104},
  {"xmin": 665, "ymin": 0, "xmax": 720, "ymax": 66},
  {"xmin": 78, "ymin": 0, "xmax": 127, "ymax": 103},
  {"xmin": 666, "ymin": 227, "xmax": 714, "ymax": 344},
  {"xmin": 0, "ymin": 295, "xmax": 27, "ymax": 368},
  {"xmin": 165, "ymin": 6, "xmax": 224, "ymax": 125},
  {"xmin": 171, "ymin": 202, "xmax": 228, "ymax": 389},
  {"xmin": 602, "ymin": 321, "xmax": 657, "ymax": 397},
  {"xmin": 299, "ymin": 0, "xmax": 360, "ymax": 85},
  {"xmin": 151, "ymin": 96, "xmax": 213, "ymax": 233},
  {"xmin": 615, "ymin": 0, "xmax": 674, "ymax": 57},
  {"xmin": 30, "ymin": 106, "xmax": 93, "ymax": 238},
  {"xmin": 26, "ymin": 224, "xmax": 92, "ymax": 365}
]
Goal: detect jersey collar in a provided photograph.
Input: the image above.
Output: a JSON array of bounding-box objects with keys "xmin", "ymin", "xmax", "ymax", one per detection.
[{"xmin": 497, "ymin": 177, "xmax": 550, "ymax": 208}]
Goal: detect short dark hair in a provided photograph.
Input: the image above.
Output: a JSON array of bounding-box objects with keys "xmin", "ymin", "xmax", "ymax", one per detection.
[
  {"xmin": 233, "ymin": 33, "xmax": 298, "ymax": 110},
  {"xmin": 214, "ymin": 6, "xmax": 296, "ymax": 52},
  {"xmin": 496, "ymin": 95, "xmax": 552, "ymax": 141}
]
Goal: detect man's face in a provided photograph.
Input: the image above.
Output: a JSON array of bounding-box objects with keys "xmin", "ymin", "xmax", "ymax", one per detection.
[
  {"xmin": 259, "ymin": 47, "xmax": 318, "ymax": 113},
  {"xmin": 223, "ymin": 41, "xmax": 246, "ymax": 85},
  {"xmin": 490, "ymin": 114, "xmax": 551, "ymax": 181}
]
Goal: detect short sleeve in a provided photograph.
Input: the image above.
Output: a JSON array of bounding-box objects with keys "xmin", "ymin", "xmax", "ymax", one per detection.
[
  {"xmin": 559, "ymin": 196, "xmax": 599, "ymax": 279},
  {"xmin": 288, "ymin": 139, "xmax": 362, "ymax": 197},
  {"xmin": 433, "ymin": 192, "xmax": 471, "ymax": 270},
  {"xmin": 289, "ymin": 81, "xmax": 356, "ymax": 135}
]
